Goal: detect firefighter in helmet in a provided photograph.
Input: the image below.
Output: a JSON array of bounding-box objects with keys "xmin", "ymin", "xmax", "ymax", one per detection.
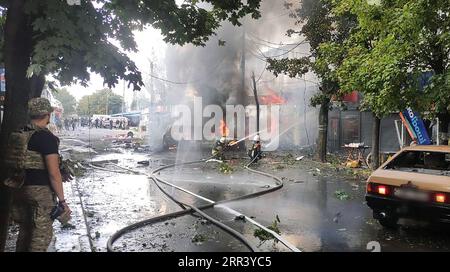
[
  {"xmin": 248, "ymin": 134, "xmax": 262, "ymax": 163},
  {"xmin": 212, "ymin": 136, "xmax": 227, "ymax": 160}
]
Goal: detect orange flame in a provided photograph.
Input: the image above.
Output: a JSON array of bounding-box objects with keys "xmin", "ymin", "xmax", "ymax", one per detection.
[
  {"xmin": 260, "ymin": 88, "xmax": 286, "ymax": 105},
  {"xmin": 219, "ymin": 120, "xmax": 229, "ymax": 137}
]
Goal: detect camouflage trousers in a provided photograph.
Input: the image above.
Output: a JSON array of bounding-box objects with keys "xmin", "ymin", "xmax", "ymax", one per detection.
[{"xmin": 11, "ymin": 185, "xmax": 55, "ymax": 252}]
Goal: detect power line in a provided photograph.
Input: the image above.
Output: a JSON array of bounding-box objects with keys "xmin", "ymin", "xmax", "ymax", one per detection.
[
  {"xmin": 144, "ymin": 73, "xmax": 195, "ymax": 85},
  {"xmin": 142, "ymin": 56, "xmax": 227, "ymax": 85},
  {"xmin": 257, "ymin": 76, "xmax": 277, "ymax": 84},
  {"xmin": 258, "ymin": 42, "xmax": 307, "ymax": 59},
  {"xmin": 247, "ymin": 32, "xmax": 304, "ymax": 46},
  {"xmin": 255, "ymin": 62, "xmax": 268, "ymax": 84},
  {"xmin": 247, "ymin": 48, "xmax": 268, "ymax": 62},
  {"xmin": 248, "ymin": 39, "xmax": 310, "ymax": 56}
]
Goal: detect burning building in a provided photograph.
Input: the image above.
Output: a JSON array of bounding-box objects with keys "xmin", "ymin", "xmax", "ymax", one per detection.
[{"xmin": 145, "ymin": 0, "xmax": 319, "ymax": 153}]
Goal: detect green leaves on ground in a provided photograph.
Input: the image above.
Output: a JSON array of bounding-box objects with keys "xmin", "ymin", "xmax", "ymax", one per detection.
[
  {"xmin": 219, "ymin": 162, "xmax": 233, "ymax": 174},
  {"xmin": 334, "ymin": 190, "xmax": 350, "ymax": 200},
  {"xmin": 253, "ymin": 216, "xmax": 281, "ymax": 242}
]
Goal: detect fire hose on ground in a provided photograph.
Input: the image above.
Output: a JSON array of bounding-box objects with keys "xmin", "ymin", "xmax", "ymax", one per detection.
[{"xmin": 102, "ymin": 156, "xmax": 301, "ymax": 252}]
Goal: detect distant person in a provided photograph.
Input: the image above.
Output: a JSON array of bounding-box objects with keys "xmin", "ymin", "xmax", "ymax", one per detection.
[
  {"xmin": 109, "ymin": 119, "xmax": 113, "ymax": 130},
  {"xmin": 64, "ymin": 118, "xmax": 69, "ymax": 130},
  {"xmin": 95, "ymin": 118, "xmax": 99, "ymax": 128},
  {"xmin": 56, "ymin": 117, "xmax": 63, "ymax": 133},
  {"xmin": 71, "ymin": 118, "xmax": 76, "ymax": 131}
]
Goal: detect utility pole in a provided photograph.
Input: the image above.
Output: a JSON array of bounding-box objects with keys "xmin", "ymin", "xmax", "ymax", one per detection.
[
  {"xmin": 241, "ymin": 26, "xmax": 246, "ymax": 95},
  {"xmin": 252, "ymin": 72, "xmax": 260, "ymax": 133},
  {"xmin": 106, "ymin": 90, "xmax": 109, "ymax": 115},
  {"xmin": 150, "ymin": 60, "xmax": 154, "ymax": 106},
  {"xmin": 122, "ymin": 80, "xmax": 125, "ymax": 114}
]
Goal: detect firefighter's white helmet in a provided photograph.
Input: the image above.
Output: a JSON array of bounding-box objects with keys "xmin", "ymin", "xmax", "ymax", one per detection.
[
  {"xmin": 219, "ymin": 137, "xmax": 226, "ymax": 143},
  {"xmin": 253, "ymin": 135, "xmax": 260, "ymax": 142}
]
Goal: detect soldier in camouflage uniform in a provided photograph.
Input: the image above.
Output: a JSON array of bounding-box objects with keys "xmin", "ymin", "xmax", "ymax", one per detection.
[{"xmin": 7, "ymin": 97, "xmax": 72, "ymax": 252}]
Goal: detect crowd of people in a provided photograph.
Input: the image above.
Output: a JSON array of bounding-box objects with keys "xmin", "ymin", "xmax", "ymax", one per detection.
[
  {"xmin": 52, "ymin": 116, "xmax": 129, "ymax": 133},
  {"xmin": 90, "ymin": 117, "xmax": 129, "ymax": 130},
  {"xmin": 54, "ymin": 117, "xmax": 78, "ymax": 132}
]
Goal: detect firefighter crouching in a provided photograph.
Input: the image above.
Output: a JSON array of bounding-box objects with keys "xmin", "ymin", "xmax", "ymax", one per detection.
[
  {"xmin": 3, "ymin": 97, "xmax": 72, "ymax": 252},
  {"xmin": 248, "ymin": 135, "xmax": 262, "ymax": 163},
  {"xmin": 212, "ymin": 137, "xmax": 227, "ymax": 160}
]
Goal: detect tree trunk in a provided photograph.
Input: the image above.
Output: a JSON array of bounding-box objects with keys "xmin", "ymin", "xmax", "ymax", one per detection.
[
  {"xmin": 0, "ymin": 0, "xmax": 36, "ymax": 251},
  {"xmin": 371, "ymin": 115, "xmax": 381, "ymax": 170},
  {"xmin": 316, "ymin": 100, "xmax": 329, "ymax": 162}
]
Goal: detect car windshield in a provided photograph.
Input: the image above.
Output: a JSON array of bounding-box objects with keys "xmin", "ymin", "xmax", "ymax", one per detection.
[{"xmin": 384, "ymin": 150, "xmax": 450, "ymax": 176}]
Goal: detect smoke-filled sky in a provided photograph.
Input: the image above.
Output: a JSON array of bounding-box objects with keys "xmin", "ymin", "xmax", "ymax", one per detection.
[{"xmin": 63, "ymin": 0, "xmax": 304, "ymax": 105}]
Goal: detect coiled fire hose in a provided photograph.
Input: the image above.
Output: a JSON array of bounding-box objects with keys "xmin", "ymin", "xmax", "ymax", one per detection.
[{"xmin": 105, "ymin": 156, "xmax": 301, "ymax": 252}]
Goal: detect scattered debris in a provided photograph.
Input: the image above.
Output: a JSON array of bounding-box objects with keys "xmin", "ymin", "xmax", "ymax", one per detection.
[
  {"xmin": 333, "ymin": 212, "xmax": 342, "ymax": 223},
  {"xmin": 234, "ymin": 215, "xmax": 246, "ymax": 222},
  {"xmin": 335, "ymin": 190, "xmax": 350, "ymax": 200},
  {"xmin": 137, "ymin": 160, "xmax": 150, "ymax": 166},
  {"xmin": 296, "ymin": 156, "xmax": 305, "ymax": 161},
  {"xmin": 95, "ymin": 231, "xmax": 101, "ymax": 239},
  {"xmin": 282, "ymin": 154, "xmax": 296, "ymax": 165},
  {"xmin": 61, "ymin": 223, "xmax": 76, "ymax": 230},
  {"xmin": 191, "ymin": 234, "xmax": 207, "ymax": 243},
  {"xmin": 219, "ymin": 162, "xmax": 233, "ymax": 174},
  {"xmin": 91, "ymin": 159, "xmax": 119, "ymax": 165},
  {"xmin": 346, "ymin": 160, "xmax": 360, "ymax": 168}
]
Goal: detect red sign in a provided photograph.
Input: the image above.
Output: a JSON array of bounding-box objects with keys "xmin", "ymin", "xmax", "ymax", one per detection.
[{"xmin": 343, "ymin": 91, "xmax": 359, "ymax": 103}]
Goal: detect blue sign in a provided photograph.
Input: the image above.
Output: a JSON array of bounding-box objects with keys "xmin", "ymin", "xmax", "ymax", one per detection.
[
  {"xmin": 0, "ymin": 68, "xmax": 4, "ymax": 95},
  {"xmin": 403, "ymin": 108, "xmax": 432, "ymax": 145}
]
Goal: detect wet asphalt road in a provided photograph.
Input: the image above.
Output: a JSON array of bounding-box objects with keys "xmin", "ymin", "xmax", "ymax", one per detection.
[
  {"xmin": 111, "ymin": 151, "xmax": 450, "ymax": 252},
  {"xmin": 125, "ymin": 157, "xmax": 450, "ymax": 252},
  {"xmin": 7, "ymin": 128, "xmax": 450, "ymax": 252}
]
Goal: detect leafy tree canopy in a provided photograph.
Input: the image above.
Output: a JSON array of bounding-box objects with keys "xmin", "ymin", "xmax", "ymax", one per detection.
[
  {"xmin": 52, "ymin": 87, "xmax": 77, "ymax": 115},
  {"xmin": 332, "ymin": 0, "xmax": 450, "ymax": 118},
  {"xmin": 0, "ymin": 0, "xmax": 262, "ymax": 91},
  {"xmin": 266, "ymin": 0, "xmax": 355, "ymax": 106},
  {"xmin": 77, "ymin": 88, "xmax": 123, "ymax": 116}
]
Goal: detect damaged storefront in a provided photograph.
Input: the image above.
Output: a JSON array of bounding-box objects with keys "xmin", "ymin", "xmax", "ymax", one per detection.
[{"xmin": 328, "ymin": 92, "xmax": 412, "ymax": 156}]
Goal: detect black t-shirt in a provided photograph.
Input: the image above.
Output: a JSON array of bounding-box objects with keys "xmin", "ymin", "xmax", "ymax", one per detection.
[{"xmin": 24, "ymin": 130, "xmax": 59, "ymax": 186}]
